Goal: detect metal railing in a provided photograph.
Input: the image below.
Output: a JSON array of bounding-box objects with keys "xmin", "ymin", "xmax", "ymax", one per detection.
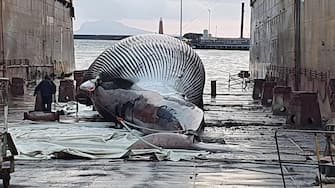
[
  {"xmin": 228, "ymin": 72, "xmax": 251, "ymax": 91},
  {"xmin": 275, "ymin": 129, "xmax": 335, "ymax": 188}
]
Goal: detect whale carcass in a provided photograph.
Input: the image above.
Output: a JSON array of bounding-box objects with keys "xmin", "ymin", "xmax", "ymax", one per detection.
[{"xmin": 80, "ymin": 34, "xmax": 207, "ymax": 150}]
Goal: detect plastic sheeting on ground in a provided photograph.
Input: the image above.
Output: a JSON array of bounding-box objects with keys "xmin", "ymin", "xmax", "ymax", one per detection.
[{"xmin": 9, "ymin": 121, "xmax": 208, "ymax": 161}]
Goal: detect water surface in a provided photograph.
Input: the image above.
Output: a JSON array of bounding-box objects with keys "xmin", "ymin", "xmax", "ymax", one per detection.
[{"xmin": 74, "ymin": 39, "xmax": 250, "ymax": 94}]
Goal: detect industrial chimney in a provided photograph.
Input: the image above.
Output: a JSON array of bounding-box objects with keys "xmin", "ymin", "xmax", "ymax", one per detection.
[
  {"xmin": 240, "ymin": 2, "xmax": 245, "ymax": 38},
  {"xmin": 159, "ymin": 17, "xmax": 164, "ymax": 34}
]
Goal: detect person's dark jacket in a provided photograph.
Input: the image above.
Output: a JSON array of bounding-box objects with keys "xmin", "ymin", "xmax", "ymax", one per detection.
[{"xmin": 34, "ymin": 80, "xmax": 56, "ymax": 97}]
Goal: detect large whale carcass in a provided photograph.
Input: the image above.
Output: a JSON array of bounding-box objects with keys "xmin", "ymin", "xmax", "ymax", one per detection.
[{"xmin": 79, "ymin": 34, "xmax": 206, "ymax": 148}]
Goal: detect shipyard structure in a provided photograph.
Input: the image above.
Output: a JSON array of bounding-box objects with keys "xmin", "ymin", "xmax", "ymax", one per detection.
[
  {"xmin": 0, "ymin": 0, "xmax": 75, "ymax": 81},
  {"xmin": 250, "ymin": 0, "xmax": 335, "ymax": 122}
]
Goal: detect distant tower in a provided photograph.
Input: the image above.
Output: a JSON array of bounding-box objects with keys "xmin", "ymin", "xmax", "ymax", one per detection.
[
  {"xmin": 159, "ymin": 17, "xmax": 164, "ymax": 34},
  {"xmin": 240, "ymin": 2, "xmax": 245, "ymax": 38}
]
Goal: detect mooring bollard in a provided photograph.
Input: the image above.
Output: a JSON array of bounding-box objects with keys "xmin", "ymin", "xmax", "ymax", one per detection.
[
  {"xmin": 211, "ymin": 80, "xmax": 216, "ymax": 97},
  {"xmin": 272, "ymin": 86, "xmax": 292, "ymax": 116},
  {"xmin": 261, "ymin": 81, "xmax": 276, "ymax": 107},
  {"xmin": 287, "ymin": 92, "xmax": 321, "ymax": 128},
  {"xmin": 329, "ymin": 79, "xmax": 335, "ymax": 112},
  {"xmin": 74, "ymin": 70, "xmax": 86, "ymax": 91},
  {"xmin": 11, "ymin": 77, "xmax": 25, "ymax": 96},
  {"xmin": 252, "ymin": 79, "xmax": 265, "ymax": 100},
  {"xmin": 74, "ymin": 70, "xmax": 92, "ymax": 106},
  {"xmin": 58, "ymin": 79, "xmax": 75, "ymax": 102}
]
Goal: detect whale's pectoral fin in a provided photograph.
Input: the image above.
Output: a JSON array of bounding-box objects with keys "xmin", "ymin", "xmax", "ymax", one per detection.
[{"xmin": 128, "ymin": 132, "xmax": 231, "ymax": 153}]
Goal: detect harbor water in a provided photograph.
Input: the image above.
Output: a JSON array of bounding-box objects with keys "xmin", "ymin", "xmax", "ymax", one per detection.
[{"xmin": 74, "ymin": 39, "xmax": 250, "ymax": 94}]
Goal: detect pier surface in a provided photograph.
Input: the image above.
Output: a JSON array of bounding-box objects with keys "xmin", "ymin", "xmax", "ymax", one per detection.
[{"xmin": 1, "ymin": 88, "xmax": 324, "ymax": 187}]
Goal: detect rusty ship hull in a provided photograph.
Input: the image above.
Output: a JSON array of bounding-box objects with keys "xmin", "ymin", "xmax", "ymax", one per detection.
[
  {"xmin": 0, "ymin": 0, "xmax": 75, "ymax": 81},
  {"xmin": 250, "ymin": 0, "xmax": 335, "ymax": 120}
]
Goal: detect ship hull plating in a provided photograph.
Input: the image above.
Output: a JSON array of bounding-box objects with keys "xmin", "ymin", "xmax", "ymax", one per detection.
[
  {"xmin": 250, "ymin": 0, "xmax": 335, "ymax": 119},
  {"xmin": 0, "ymin": 0, "xmax": 75, "ymax": 81}
]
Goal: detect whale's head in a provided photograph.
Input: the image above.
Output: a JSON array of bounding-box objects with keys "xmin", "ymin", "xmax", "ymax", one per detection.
[{"xmin": 80, "ymin": 77, "xmax": 99, "ymax": 92}]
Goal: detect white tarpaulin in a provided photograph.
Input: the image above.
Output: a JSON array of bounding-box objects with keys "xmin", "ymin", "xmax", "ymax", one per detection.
[{"xmin": 9, "ymin": 120, "xmax": 208, "ymax": 161}]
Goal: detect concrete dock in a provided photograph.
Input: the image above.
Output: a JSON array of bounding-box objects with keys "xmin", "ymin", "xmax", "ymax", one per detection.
[{"xmin": 0, "ymin": 86, "xmax": 326, "ymax": 187}]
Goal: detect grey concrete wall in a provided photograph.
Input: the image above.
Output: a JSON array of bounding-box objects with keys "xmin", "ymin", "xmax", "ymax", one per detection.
[
  {"xmin": 250, "ymin": 0, "xmax": 296, "ymax": 86},
  {"xmin": 250, "ymin": 0, "xmax": 335, "ymax": 119},
  {"xmin": 0, "ymin": 0, "xmax": 75, "ymax": 81},
  {"xmin": 299, "ymin": 0, "xmax": 335, "ymax": 117},
  {"xmin": 0, "ymin": 1, "xmax": 3, "ymax": 78}
]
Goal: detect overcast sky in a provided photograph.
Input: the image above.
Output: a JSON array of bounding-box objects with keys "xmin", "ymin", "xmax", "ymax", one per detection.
[{"xmin": 73, "ymin": 0, "xmax": 250, "ymax": 37}]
